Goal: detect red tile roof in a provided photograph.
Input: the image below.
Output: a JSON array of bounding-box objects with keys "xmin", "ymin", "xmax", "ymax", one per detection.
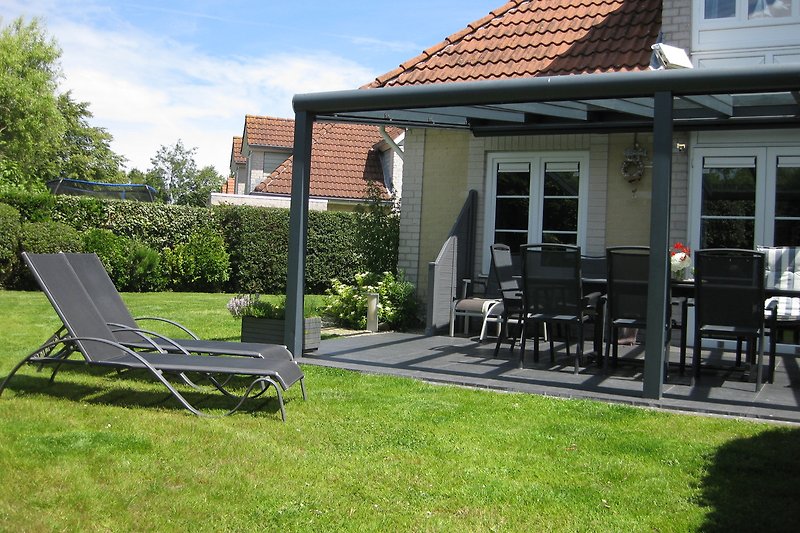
[
  {"xmin": 230, "ymin": 136, "xmax": 246, "ymax": 166},
  {"xmin": 367, "ymin": 0, "xmax": 661, "ymax": 88},
  {"xmin": 243, "ymin": 115, "xmax": 295, "ymax": 148},
  {"xmin": 253, "ymin": 123, "xmax": 401, "ymax": 200}
]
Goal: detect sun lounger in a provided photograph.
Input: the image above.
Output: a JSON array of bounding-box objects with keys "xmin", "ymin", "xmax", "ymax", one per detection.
[{"xmin": 0, "ymin": 253, "xmax": 305, "ymax": 419}]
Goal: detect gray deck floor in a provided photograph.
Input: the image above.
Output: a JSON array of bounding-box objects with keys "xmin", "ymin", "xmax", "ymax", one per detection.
[{"xmin": 298, "ymin": 332, "xmax": 800, "ymax": 424}]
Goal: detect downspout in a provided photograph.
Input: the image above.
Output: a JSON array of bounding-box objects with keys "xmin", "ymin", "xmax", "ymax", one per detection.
[{"xmin": 379, "ymin": 126, "xmax": 404, "ymax": 161}]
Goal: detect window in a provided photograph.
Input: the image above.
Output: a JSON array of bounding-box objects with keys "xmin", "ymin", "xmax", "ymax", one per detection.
[
  {"xmin": 691, "ymin": 146, "xmax": 800, "ymax": 249},
  {"xmin": 485, "ymin": 153, "xmax": 587, "ymax": 266},
  {"xmin": 700, "ymin": 157, "xmax": 756, "ymax": 248},
  {"xmin": 703, "ymin": 0, "xmax": 794, "ymax": 19}
]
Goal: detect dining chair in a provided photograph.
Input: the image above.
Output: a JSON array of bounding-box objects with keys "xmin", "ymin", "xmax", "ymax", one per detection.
[
  {"xmin": 692, "ymin": 248, "xmax": 775, "ymax": 390},
  {"xmin": 518, "ymin": 244, "xmax": 600, "ymax": 373},
  {"xmin": 490, "ymin": 244, "xmax": 525, "ymax": 357}
]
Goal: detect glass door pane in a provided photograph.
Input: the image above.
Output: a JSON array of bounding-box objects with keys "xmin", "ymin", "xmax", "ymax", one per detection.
[
  {"xmin": 541, "ymin": 162, "xmax": 580, "ymax": 245},
  {"xmin": 700, "ymin": 157, "xmax": 756, "ymax": 248},
  {"xmin": 775, "ymin": 156, "xmax": 800, "ymax": 245},
  {"xmin": 494, "ymin": 162, "xmax": 530, "ymax": 252}
]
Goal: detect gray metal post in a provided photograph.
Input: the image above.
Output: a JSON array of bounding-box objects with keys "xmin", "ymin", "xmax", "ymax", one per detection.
[
  {"xmin": 643, "ymin": 91, "xmax": 673, "ymax": 399},
  {"xmin": 285, "ymin": 111, "xmax": 314, "ymax": 357}
]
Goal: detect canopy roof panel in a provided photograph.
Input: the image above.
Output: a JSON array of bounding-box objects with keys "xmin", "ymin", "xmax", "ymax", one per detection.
[{"xmin": 294, "ymin": 65, "xmax": 800, "ymax": 134}]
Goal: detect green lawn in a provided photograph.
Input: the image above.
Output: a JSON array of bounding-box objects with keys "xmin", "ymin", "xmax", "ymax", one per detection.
[{"xmin": 1, "ymin": 290, "xmax": 798, "ymax": 532}]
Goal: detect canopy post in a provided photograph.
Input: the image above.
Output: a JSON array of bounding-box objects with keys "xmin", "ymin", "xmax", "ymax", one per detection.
[
  {"xmin": 643, "ymin": 90, "xmax": 673, "ymax": 400},
  {"xmin": 285, "ymin": 111, "xmax": 314, "ymax": 357}
]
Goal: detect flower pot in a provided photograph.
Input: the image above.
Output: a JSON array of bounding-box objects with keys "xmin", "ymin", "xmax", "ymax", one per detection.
[{"xmin": 240, "ymin": 316, "xmax": 321, "ymax": 352}]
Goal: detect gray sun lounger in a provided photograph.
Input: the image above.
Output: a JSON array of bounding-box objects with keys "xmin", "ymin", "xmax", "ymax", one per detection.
[
  {"xmin": 64, "ymin": 252, "xmax": 290, "ymax": 360},
  {"xmin": 0, "ymin": 253, "xmax": 305, "ymax": 419}
]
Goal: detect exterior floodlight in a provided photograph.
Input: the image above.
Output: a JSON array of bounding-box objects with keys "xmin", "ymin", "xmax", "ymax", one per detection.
[{"xmin": 651, "ymin": 43, "xmax": 693, "ymax": 69}]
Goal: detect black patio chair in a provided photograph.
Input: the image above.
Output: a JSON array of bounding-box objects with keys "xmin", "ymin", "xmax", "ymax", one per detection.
[
  {"xmin": 692, "ymin": 248, "xmax": 776, "ymax": 390},
  {"xmin": 490, "ymin": 244, "xmax": 524, "ymax": 357},
  {"xmin": 518, "ymin": 244, "xmax": 600, "ymax": 373},
  {"xmin": 64, "ymin": 253, "xmax": 297, "ymax": 360},
  {"xmin": 0, "ymin": 253, "xmax": 306, "ymax": 419}
]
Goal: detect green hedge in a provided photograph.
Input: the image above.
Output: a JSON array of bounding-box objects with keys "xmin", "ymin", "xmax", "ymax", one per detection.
[
  {"xmin": 1, "ymin": 193, "xmax": 399, "ymax": 293},
  {"xmin": 0, "ymin": 203, "xmax": 21, "ymax": 287}
]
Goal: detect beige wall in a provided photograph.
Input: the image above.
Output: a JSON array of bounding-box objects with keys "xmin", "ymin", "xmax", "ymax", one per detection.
[
  {"xmin": 605, "ymin": 133, "xmax": 653, "ymax": 246},
  {"xmin": 415, "ymin": 130, "xmax": 471, "ymax": 298}
]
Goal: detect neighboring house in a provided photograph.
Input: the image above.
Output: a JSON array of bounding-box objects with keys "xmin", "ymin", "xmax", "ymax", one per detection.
[
  {"xmin": 353, "ymin": 0, "xmax": 800, "ymax": 317},
  {"xmin": 213, "ymin": 115, "xmax": 403, "ymax": 211},
  {"xmin": 228, "ymin": 136, "xmax": 247, "ymax": 194}
]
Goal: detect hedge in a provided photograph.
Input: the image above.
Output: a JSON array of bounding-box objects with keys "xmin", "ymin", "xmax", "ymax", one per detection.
[{"xmin": 1, "ymin": 194, "xmax": 399, "ymax": 294}]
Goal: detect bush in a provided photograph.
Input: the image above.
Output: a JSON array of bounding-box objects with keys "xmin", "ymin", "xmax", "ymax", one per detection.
[
  {"xmin": 162, "ymin": 229, "xmax": 230, "ymax": 292},
  {"xmin": 0, "ymin": 191, "xmax": 55, "ymax": 222},
  {"xmin": 19, "ymin": 220, "xmax": 84, "ymax": 254},
  {"xmin": 123, "ymin": 242, "xmax": 165, "ymax": 292},
  {"xmin": 16, "ymin": 220, "xmax": 84, "ymax": 289},
  {"xmin": 324, "ymin": 271, "xmax": 418, "ymax": 331},
  {"xmin": 81, "ymin": 228, "xmax": 133, "ymax": 288},
  {"xmin": 0, "ymin": 203, "xmax": 21, "ymax": 287}
]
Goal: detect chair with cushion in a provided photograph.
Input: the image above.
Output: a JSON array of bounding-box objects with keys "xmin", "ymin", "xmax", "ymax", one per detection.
[
  {"xmin": 692, "ymin": 248, "xmax": 776, "ymax": 390},
  {"xmin": 518, "ymin": 244, "xmax": 600, "ymax": 373},
  {"xmin": 757, "ymin": 246, "xmax": 800, "ymax": 382},
  {"xmin": 449, "ymin": 260, "xmax": 504, "ymax": 340}
]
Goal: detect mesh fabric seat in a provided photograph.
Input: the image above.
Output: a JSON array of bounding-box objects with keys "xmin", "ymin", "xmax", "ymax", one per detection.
[
  {"xmin": 692, "ymin": 248, "xmax": 775, "ymax": 390},
  {"xmin": 65, "ymin": 253, "xmax": 291, "ymax": 360}
]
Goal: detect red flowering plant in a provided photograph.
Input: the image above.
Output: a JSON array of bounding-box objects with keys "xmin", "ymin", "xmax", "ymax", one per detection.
[{"xmin": 670, "ymin": 242, "xmax": 692, "ymax": 276}]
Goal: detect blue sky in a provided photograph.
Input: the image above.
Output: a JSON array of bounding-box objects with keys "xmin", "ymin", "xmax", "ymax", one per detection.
[{"xmin": 2, "ymin": 0, "xmax": 497, "ymax": 175}]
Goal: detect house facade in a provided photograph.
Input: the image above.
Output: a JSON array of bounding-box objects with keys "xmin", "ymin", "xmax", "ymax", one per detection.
[{"xmin": 362, "ymin": 0, "xmax": 800, "ymax": 312}]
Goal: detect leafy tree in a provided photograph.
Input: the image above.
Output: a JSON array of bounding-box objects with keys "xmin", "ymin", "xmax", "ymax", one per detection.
[
  {"xmin": 146, "ymin": 140, "xmax": 223, "ymax": 206},
  {"xmin": 0, "ymin": 17, "xmax": 64, "ymax": 186},
  {"xmin": 0, "ymin": 17, "xmax": 125, "ymax": 189},
  {"xmin": 55, "ymin": 92, "xmax": 126, "ymax": 182}
]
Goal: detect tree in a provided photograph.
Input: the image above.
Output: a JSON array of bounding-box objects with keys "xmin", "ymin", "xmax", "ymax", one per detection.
[
  {"xmin": 176, "ymin": 165, "xmax": 224, "ymax": 206},
  {"xmin": 55, "ymin": 92, "xmax": 126, "ymax": 182},
  {"xmin": 0, "ymin": 17, "xmax": 125, "ymax": 189},
  {"xmin": 146, "ymin": 140, "xmax": 223, "ymax": 206},
  {"xmin": 0, "ymin": 17, "xmax": 64, "ymax": 186}
]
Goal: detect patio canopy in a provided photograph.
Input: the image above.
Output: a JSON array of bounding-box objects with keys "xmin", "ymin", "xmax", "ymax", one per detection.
[{"xmin": 286, "ymin": 64, "xmax": 800, "ymax": 400}]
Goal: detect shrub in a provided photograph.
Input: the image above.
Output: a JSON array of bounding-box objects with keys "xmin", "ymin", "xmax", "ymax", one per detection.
[
  {"xmin": 81, "ymin": 228, "xmax": 133, "ymax": 288},
  {"xmin": 324, "ymin": 271, "xmax": 418, "ymax": 331},
  {"xmin": 123, "ymin": 242, "xmax": 165, "ymax": 292},
  {"xmin": 51, "ymin": 196, "xmax": 107, "ymax": 231},
  {"xmin": 16, "ymin": 220, "xmax": 84, "ymax": 289},
  {"xmin": 162, "ymin": 229, "xmax": 230, "ymax": 292},
  {"xmin": 0, "ymin": 191, "xmax": 55, "ymax": 222},
  {"xmin": 19, "ymin": 220, "xmax": 84, "ymax": 254},
  {"xmin": 0, "ymin": 203, "xmax": 21, "ymax": 287}
]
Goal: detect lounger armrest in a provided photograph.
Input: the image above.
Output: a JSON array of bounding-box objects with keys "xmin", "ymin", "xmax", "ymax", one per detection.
[
  {"xmin": 108, "ymin": 323, "xmax": 193, "ymax": 356},
  {"xmin": 133, "ymin": 316, "xmax": 200, "ymax": 340}
]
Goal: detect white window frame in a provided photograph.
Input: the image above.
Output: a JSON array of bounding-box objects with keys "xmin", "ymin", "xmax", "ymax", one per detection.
[
  {"xmin": 482, "ymin": 151, "xmax": 589, "ymax": 273},
  {"xmin": 688, "ymin": 144, "xmax": 800, "ymax": 250}
]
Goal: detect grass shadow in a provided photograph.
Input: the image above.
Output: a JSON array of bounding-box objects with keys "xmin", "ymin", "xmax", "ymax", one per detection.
[
  {"xmin": 2, "ymin": 370, "xmax": 289, "ymax": 419},
  {"xmin": 699, "ymin": 426, "xmax": 800, "ymax": 532}
]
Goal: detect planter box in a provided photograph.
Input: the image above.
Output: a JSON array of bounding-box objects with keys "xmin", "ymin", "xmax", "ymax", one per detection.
[{"xmin": 240, "ymin": 316, "xmax": 321, "ymax": 352}]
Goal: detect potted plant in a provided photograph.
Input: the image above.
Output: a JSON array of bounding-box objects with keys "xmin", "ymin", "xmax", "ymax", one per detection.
[
  {"xmin": 670, "ymin": 242, "xmax": 692, "ymax": 281},
  {"xmin": 227, "ymin": 294, "xmax": 321, "ymax": 352}
]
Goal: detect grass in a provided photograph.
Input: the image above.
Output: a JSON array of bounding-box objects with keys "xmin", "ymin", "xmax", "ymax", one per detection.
[{"xmin": 1, "ymin": 290, "xmax": 799, "ymax": 532}]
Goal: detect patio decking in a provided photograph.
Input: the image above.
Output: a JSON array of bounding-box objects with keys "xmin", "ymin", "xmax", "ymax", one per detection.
[{"xmin": 298, "ymin": 332, "xmax": 800, "ymax": 424}]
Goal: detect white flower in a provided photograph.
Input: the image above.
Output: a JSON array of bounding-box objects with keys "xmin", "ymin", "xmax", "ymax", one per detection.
[{"xmin": 670, "ymin": 252, "xmax": 691, "ymax": 273}]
